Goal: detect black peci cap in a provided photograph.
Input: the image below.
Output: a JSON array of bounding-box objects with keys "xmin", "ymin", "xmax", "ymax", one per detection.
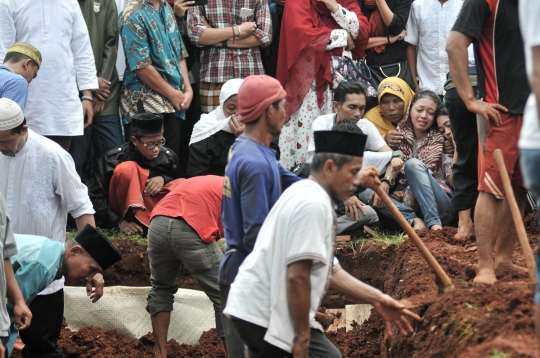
[
  {"xmin": 314, "ymin": 130, "xmax": 367, "ymax": 157},
  {"xmin": 131, "ymin": 113, "xmax": 164, "ymax": 136},
  {"xmin": 74, "ymin": 224, "xmax": 122, "ymax": 270}
]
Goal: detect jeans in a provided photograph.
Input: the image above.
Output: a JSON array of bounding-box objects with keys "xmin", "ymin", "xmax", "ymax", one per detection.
[
  {"xmin": 336, "ymin": 205, "xmax": 379, "ymax": 234},
  {"xmin": 404, "ymin": 159, "xmax": 455, "ymax": 228},
  {"xmin": 232, "ymin": 318, "xmax": 341, "ymax": 358},
  {"xmin": 358, "ymin": 189, "xmax": 418, "ymax": 226},
  {"xmin": 520, "ymin": 149, "xmax": 540, "ymax": 304},
  {"xmin": 445, "ymin": 87, "xmax": 479, "ymax": 211},
  {"xmin": 69, "ymin": 114, "xmax": 123, "ymax": 179},
  {"xmin": 147, "ymin": 216, "xmax": 224, "ymax": 337}
]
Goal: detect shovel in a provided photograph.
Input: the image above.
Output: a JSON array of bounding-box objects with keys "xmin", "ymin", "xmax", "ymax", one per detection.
[
  {"xmin": 493, "ymin": 149, "xmax": 537, "ymax": 284},
  {"xmin": 372, "ymin": 185, "xmax": 455, "ymax": 292}
]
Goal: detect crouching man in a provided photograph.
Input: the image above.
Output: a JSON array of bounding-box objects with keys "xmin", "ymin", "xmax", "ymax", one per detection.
[
  {"xmin": 147, "ymin": 175, "xmax": 225, "ymax": 358},
  {"xmin": 5, "ymin": 224, "xmax": 122, "ymax": 354},
  {"xmin": 91, "ymin": 112, "xmax": 184, "ymax": 235},
  {"xmin": 224, "ymin": 130, "xmax": 421, "ymax": 357}
]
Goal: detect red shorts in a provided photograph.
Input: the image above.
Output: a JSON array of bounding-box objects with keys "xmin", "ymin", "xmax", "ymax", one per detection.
[{"xmin": 477, "ymin": 112, "xmax": 524, "ymax": 199}]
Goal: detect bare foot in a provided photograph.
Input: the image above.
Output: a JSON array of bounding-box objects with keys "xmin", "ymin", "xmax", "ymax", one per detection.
[
  {"xmin": 473, "ymin": 267, "xmax": 497, "ymax": 284},
  {"xmin": 494, "ymin": 259, "xmax": 528, "ymax": 275},
  {"xmin": 430, "ymin": 224, "xmax": 443, "ymax": 231},
  {"xmin": 413, "ymin": 218, "xmax": 428, "ymax": 231},
  {"xmin": 454, "ymin": 210, "xmax": 474, "ymax": 241}
]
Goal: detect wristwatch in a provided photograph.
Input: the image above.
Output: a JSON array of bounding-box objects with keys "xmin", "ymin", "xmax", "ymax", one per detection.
[
  {"xmin": 391, "ymin": 151, "xmax": 403, "ymax": 160},
  {"xmin": 381, "ymin": 176, "xmax": 395, "ymax": 187}
]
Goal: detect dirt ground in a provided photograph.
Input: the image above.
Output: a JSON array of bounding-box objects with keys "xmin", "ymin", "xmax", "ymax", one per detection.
[{"xmin": 13, "ymin": 212, "xmax": 536, "ymax": 357}]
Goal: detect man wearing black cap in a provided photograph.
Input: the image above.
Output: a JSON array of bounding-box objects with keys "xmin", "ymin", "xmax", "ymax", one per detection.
[
  {"xmin": 224, "ymin": 130, "xmax": 421, "ymax": 357},
  {"xmin": 4, "ymin": 224, "xmax": 122, "ymax": 355},
  {"xmin": 91, "ymin": 112, "xmax": 184, "ymax": 235}
]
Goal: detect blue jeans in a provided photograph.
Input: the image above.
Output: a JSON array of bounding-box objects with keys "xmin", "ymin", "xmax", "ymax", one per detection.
[
  {"xmin": 69, "ymin": 114, "xmax": 123, "ymax": 178},
  {"xmin": 520, "ymin": 149, "xmax": 540, "ymax": 304},
  {"xmin": 404, "ymin": 159, "xmax": 455, "ymax": 228},
  {"xmin": 358, "ymin": 189, "xmax": 417, "ymax": 226}
]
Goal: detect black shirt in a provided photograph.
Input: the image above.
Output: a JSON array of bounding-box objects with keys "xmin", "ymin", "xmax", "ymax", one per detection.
[
  {"xmin": 358, "ymin": 0, "xmax": 413, "ymax": 67},
  {"xmin": 451, "ymin": 0, "xmax": 529, "ymax": 114}
]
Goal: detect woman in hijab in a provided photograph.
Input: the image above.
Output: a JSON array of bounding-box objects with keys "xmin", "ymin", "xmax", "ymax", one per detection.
[
  {"xmin": 186, "ymin": 79, "xmax": 244, "ymax": 177},
  {"xmin": 276, "ymin": 0, "xmax": 369, "ymax": 169},
  {"xmin": 364, "ymin": 76, "xmax": 414, "ymax": 148}
]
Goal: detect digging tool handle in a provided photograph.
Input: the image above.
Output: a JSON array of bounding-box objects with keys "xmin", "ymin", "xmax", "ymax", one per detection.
[
  {"xmin": 373, "ymin": 186, "xmax": 454, "ymax": 291},
  {"xmin": 493, "ymin": 149, "xmax": 537, "ymax": 284}
]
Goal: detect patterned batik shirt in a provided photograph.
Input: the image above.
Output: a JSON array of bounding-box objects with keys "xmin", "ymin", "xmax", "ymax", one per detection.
[
  {"xmin": 119, "ymin": 0, "xmax": 188, "ymax": 123},
  {"xmin": 187, "ymin": 0, "xmax": 272, "ymax": 83}
]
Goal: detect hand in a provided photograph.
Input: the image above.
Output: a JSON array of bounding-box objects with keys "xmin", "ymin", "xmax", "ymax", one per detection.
[
  {"xmin": 13, "ymin": 301, "xmax": 32, "ymax": 330},
  {"xmin": 346, "ymin": 32, "xmax": 355, "ymax": 51},
  {"xmin": 93, "ymin": 97, "xmax": 105, "ymax": 114},
  {"xmin": 292, "ymin": 335, "xmax": 310, "ymax": 358},
  {"xmin": 390, "ymin": 29, "xmax": 407, "ymax": 43},
  {"xmin": 119, "ymin": 220, "xmax": 144, "ymax": 235},
  {"xmin": 358, "ymin": 166, "xmax": 381, "ymax": 189},
  {"xmin": 145, "ymin": 176, "xmax": 165, "ymax": 196},
  {"xmin": 238, "ymin": 22, "xmax": 257, "ymax": 39},
  {"xmin": 169, "ymin": 89, "xmax": 186, "ymax": 111},
  {"xmin": 317, "ymin": 0, "xmax": 339, "ymax": 13},
  {"xmin": 443, "ymin": 139, "xmax": 454, "ymax": 156},
  {"xmin": 181, "ymin": 88, "xmax": 193, "ymax": 110},
  {"xmin": 391, "ymin": 190, "xmax": 404, "ymax": 201},
  {"xmin": 86, "ymin": 272, "xmax": 104, "ymax": 303},
  {"xmin": 229, "ymin": 114, "xmax": 245, "ymax": 137},
  {"xmin": 95, "ymin": 77, "xmax": 111, "ymax": 101},
  {"xmin": 174, "ymin": 0, "xmax": 194, "ymax": 17},
  {"xmin": 385, "ymin": 130, "xmax": 404, "ymax": 149},
  {"xmin": 373, "ymin": 293, "xmax": 421, "ymax": 337},
  {"xmin": 466, "ymin": 99, "xmax": 508, "ymax": 131},
  {"xmin": 82, "ymin": 99, "xmax": 94, "ymax": 128},
  {"xmin": 368, "ymin": 182, "xmax": 389, "ymax": 209},
  {"xmin": 344, "ymin": 195, "xmax": 365, "ymax": 220},
  {"xmin": 390, "ymin": 157, "xmax": 404, "ymax": 172}
]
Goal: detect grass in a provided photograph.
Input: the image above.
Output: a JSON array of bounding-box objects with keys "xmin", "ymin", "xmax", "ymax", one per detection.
[
  {"xmin": 368, "ymin": 229, "xmax": 407, "ymax": 247},
  {"xmin": 66, "ymin": 228, "xmax": 147, "ymax": 244},
  {"xmin": 490, "ymin": 349, "xmax": 511, "ymax": 358}
]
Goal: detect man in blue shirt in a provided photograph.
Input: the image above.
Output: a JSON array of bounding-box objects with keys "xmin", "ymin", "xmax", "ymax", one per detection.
[
  {"xmin": 220, "ymin": 75, "xmax": 298, "ymax": 356},
  {"xmin": 5, "ymin": 224, "xmax": 122, "ymax": 357},
  {"xmin": 0, "ymin": 42, "xmax": 41, "ymax": 110}
]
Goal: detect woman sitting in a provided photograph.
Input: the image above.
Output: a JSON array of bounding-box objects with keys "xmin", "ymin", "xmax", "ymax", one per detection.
[
  {"xmin": 187, "ymin": 79, "xmax": 244, "ymax": 177},
  {"xmin": 364, "ymin": 77, "xmax": 415, "ymax": 149},
  {"xmin": 360, "ymin": 91, "xmax": 455, "ymax": 231}
]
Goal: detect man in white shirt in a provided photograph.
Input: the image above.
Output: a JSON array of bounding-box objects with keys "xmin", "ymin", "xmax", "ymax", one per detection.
[
  {"xmin": 405, "ymin": 0, "xmax": 463, "ymax": 95},
  {"xmin": 224, "ymin": 130, "xmax": 420, "ymax": 357},
  {"xmin": 0, "ymin": 0, "xmax": 98, "ymax": 151},
  {"xmin": 518, "ymin": 1, "xmax": 540, "ymax": 339},
  {"xmin": 0, "ymin": 99, "xmax": 100, "ymax": 358}
]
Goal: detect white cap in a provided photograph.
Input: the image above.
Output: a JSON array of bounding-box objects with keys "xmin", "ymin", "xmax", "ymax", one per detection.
[{"xmin": 0, "ymin": 98, "xmax": 24, "ymax": 131}]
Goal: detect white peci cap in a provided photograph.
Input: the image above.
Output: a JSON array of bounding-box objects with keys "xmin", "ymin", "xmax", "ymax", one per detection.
[{"xmin": 0, "ymin": 98, "xmax": 24, "ymax": 131}]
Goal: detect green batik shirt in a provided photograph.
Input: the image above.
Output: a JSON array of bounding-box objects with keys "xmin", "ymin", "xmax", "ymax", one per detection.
[{"xmin": 119, "ymin": 0, "xmax": 188, "ymax": 124}]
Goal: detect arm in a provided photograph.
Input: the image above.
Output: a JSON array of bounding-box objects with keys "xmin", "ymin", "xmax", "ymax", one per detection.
[
  {"xmin": 406, "ymin": 43, "xmax": 419, "ymax": 90},
  {"xmin": 221, "ymin": 35, "xmax": 262, "ymax": 48},
  {"xmin": 75, "ymin": 214, "xmax": 96, "ymax": 230},
  {"xmin": 385, "ymin": 0, "xmax": 413, "ymax": 35},
  {"xmin": 98, "ymin": 1, "xmax": 119, "ymax": 81},
  {"xmin": 252, "ymin": 0, "xmax": 273, "ymax": 48},
  {"xmin": 375, "ymin": 0, "xmax": 396, "ymax": 27},
  {"xmin": 71, "ymin": 3, "xmax": 99, "ymax": 92},
  {"xmin": 531, "ymin": 45, "xmax": 540, "ymax": 125},
  {"xmin": 278, "ymin": 163, "xmax": 301, "ymax": 190},
  {"xmin": 5, "ymin": 259, "xmax": 32, "ymax": 330},
  {"xmin": 180, "ymin": 58, "xmax": 193, "ymax": 109},
  {"xmin": 404, "ymin": 4, "xmax": 419, "ymax": 90},
  {"xmin": 287, "ymin": 260, "xmax": 312, "ymax": 357}
]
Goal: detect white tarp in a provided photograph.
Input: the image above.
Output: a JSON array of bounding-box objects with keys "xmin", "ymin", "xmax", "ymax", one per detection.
[{"xmin": 63, "ymin": 286, "xmax": 216, "ymax": 345}]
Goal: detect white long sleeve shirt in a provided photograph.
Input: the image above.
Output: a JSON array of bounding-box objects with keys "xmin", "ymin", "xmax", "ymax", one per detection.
[
  {"xmin": 0, "ymin": 0, "xmax": 98, "ymax": 136},
  {"xmin": 0, "ymin": 130, "xmax": 95, "ymax": 294}
]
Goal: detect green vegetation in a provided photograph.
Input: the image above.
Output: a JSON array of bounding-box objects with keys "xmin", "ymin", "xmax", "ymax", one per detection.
[
  {"xmin": 352, "ymin": 229, "xmax": 406, "ymax": 247},
  {"xmin": 66, "ymin": 228, "xmax": 147, "ymax": 244},
  {"xmin": 490, "ymin": 349, "xmax": 511, "ymax": 358}
]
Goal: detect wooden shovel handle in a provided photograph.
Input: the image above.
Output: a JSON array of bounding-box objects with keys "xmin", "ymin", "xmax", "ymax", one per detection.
[
  {"xmin": 493, "ymin": 149, "xmax": 537, "ymax": 284},
  {"xmin": 373, "ymin": 186, "xmax": 454, "ymax": 291}
]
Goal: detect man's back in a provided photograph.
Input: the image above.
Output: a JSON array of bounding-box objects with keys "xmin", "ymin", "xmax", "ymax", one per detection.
[{"xmin": 0, "ymin": 66, "xmax": 27, "ymax": 110}]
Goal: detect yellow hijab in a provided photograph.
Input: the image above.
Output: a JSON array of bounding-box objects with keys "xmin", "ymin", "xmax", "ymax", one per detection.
[{"xmin": 364, "ymin": 77, "xmax": 415, "ymax": 138}]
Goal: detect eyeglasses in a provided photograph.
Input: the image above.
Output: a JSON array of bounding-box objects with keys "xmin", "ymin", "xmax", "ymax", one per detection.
[{"xmin": 137, "ymin": 137, "xmax": 166, "ymax": 150}]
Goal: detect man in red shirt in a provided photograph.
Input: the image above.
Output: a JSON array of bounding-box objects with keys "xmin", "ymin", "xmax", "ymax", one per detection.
[{"xmin": 147, "ymin": 175, "xmax": 224, "ymax": 358}]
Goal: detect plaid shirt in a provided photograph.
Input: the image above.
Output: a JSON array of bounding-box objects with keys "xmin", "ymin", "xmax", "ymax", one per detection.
[{"xmin": 187, "ymin": 0, "xmax": 272, "ymax": 83}]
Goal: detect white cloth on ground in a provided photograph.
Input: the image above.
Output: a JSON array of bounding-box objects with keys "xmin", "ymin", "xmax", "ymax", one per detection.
[
  {"xmin": 0, "ymin": 0, "xmax": 98, "ymax": 136},
  {"xmin": 0, "ymin": 130, "xmax": 95, "ymax": 295},
  {"xmin": 518, "ymin": 0, "xmax": 540, "ymax": 150},
  {"xmin": 189, "ymin": 78, "xmax": 243, "ymax": 145},
  {"xmin": 224, "ymin": 180, "xmax": 341, "ymax": 353}
]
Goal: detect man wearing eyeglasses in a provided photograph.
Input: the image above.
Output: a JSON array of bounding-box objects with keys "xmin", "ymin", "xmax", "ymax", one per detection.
[{"xmin": 90, "ymin": 112, "xmax": 184, "ymax": 234}]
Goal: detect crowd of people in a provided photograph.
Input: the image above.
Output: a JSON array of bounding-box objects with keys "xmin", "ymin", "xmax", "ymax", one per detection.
[{"xmin": 0, "ymin": 0, "xmax": 538, "ymax": 357}]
